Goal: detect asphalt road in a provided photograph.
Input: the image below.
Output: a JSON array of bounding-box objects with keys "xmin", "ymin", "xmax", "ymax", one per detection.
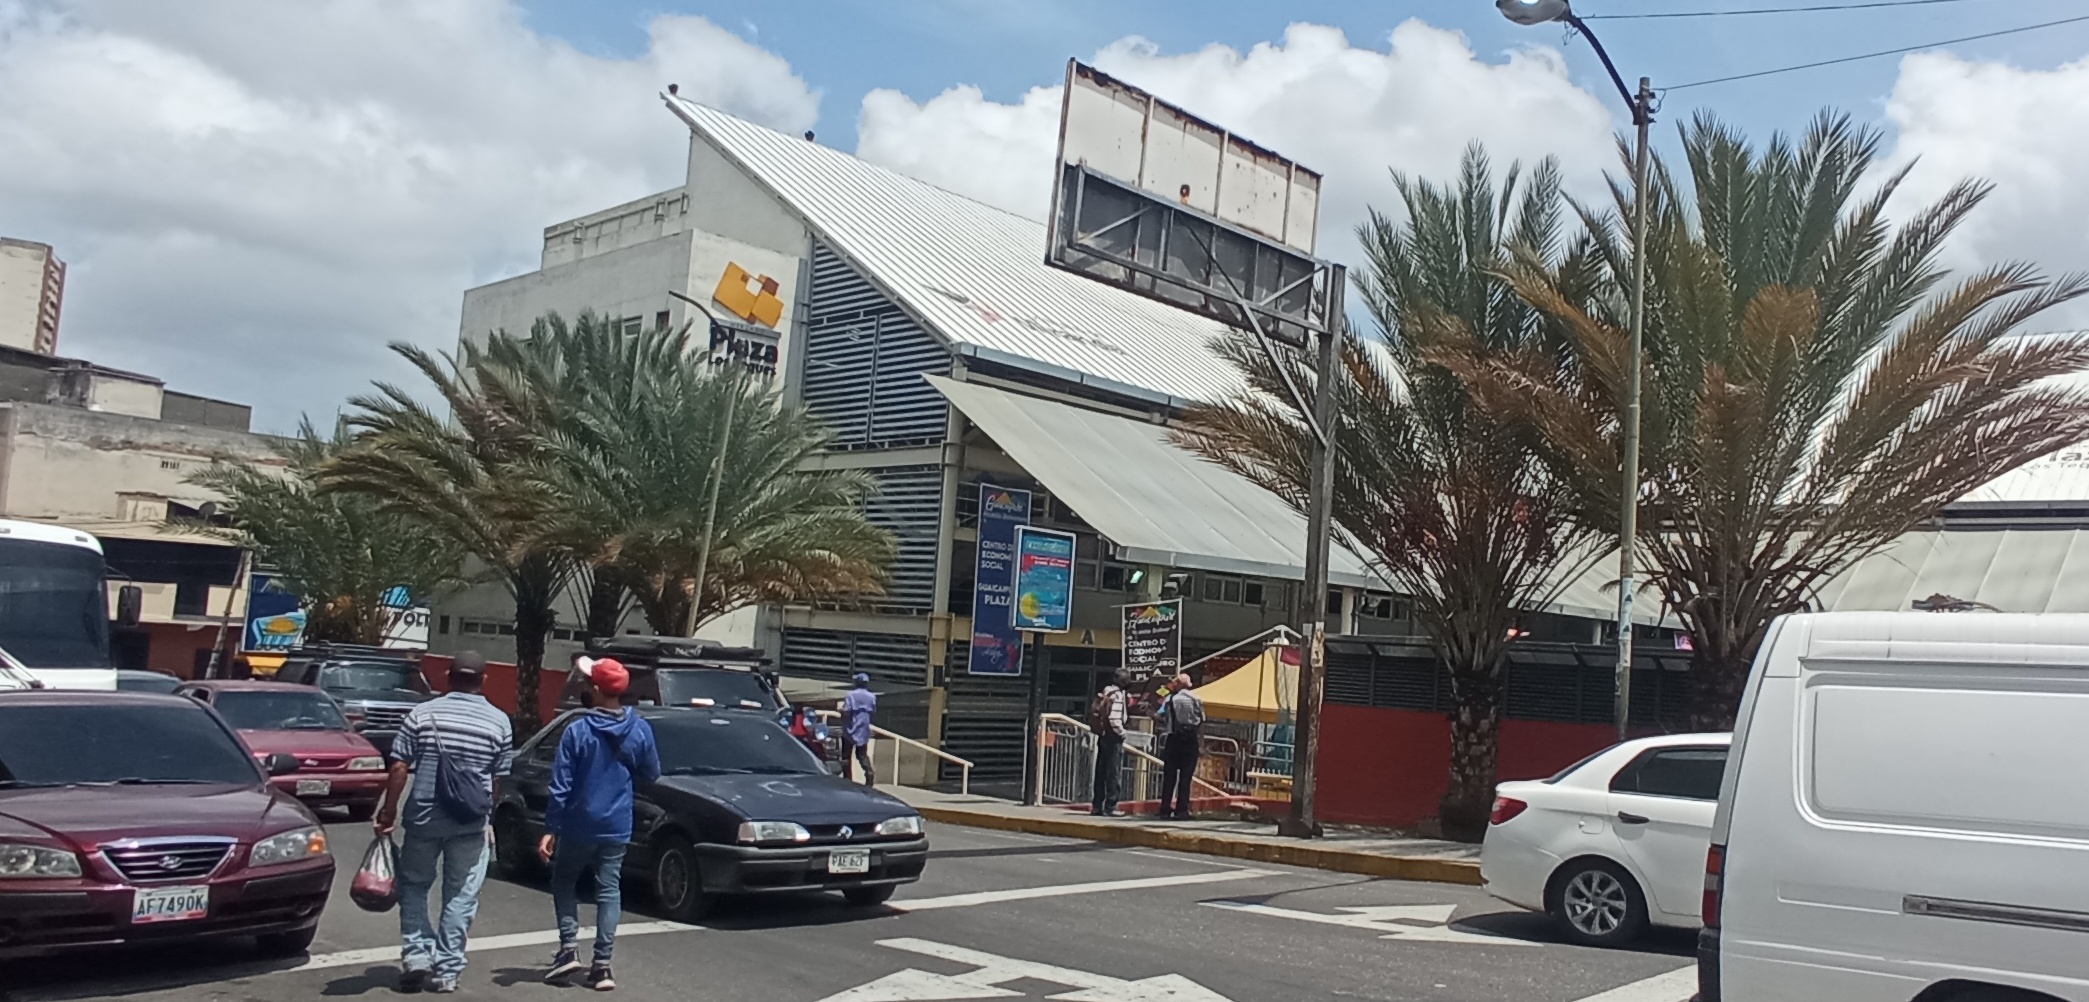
[{"xmin": 0, "ymin": 821, "xmax": 1698, "ymax": 1002}]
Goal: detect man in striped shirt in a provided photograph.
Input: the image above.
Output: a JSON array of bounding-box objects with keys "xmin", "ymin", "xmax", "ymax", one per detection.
[{"xmin": 373, "ymin": 652, "xmax": 514, "ymax": 993}]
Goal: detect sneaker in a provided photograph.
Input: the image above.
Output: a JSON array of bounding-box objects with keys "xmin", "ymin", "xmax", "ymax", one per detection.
[
  {"xmin": 587, "ymin": 966, "xmax": 617, "ymax": 992},
  {"xmin": 544, "ymin": 947, "xmax": 584, "ymax": 983},
  {"xmin": 426, "ymin": 976, "xmax": 458, "ymax": 994},
  {"xmin": 399, "ymin": 968, "xmax": 430, "ymax": 993}
]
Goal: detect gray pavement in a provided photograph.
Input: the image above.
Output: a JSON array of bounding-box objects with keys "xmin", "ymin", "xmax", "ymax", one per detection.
[{"xmin": 0, "ymin": 821, "xmax": 1696, "ymax": 1002}]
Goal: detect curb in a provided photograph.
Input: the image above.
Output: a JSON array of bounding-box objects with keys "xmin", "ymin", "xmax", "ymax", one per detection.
[{"xmin": 914, "ymin": 804, "xmax": 1483, "ymax": 886}]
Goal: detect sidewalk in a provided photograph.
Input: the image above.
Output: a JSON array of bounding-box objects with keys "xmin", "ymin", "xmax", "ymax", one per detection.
[{"xmin": 890, "ymin": 786, "xmax": 1482, "ymax": 886}]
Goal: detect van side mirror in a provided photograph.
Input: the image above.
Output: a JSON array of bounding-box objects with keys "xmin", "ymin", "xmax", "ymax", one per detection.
[
  {"xmin": 264, "ymin": 752, "xmax": 300, "ymax": 776},
  {"xmin": 116, "ymin": 585, "xmax": 144, "ymax": 628}
]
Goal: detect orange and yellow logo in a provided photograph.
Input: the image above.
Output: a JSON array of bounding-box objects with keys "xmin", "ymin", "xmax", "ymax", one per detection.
[{"xmin": 712, "ymin": 263, "xmax": 784, "ymax": 328}]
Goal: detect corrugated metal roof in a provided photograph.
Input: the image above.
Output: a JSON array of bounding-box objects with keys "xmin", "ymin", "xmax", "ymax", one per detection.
[
  {"xmin": 667, "ymin": 97, "xmax": 1249, "ymax": 407},
  {"xmin": 1815, "ymin": 529, "xmax": 2089, "ymax": 614},
  {"xmin": 929, "ymin": 375, "xmax": 1376, "ymax": 587}
]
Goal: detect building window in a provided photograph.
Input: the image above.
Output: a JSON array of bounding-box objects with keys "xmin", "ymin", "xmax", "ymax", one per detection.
[
  {"xmin": 615, "ymin": 316, "xmax": 642, "ymax": 336},
  {"xmin": 654, "ymin": 310, "xmax": 670, "ymax": 331},
  {"xmin": 1243, "ymin": 581, "xmax": 1266, "ymax": 607},
  {"xmin": 1075, "ymin": 561, "xmax": 1099, "ymax": 590},
  {"xmin": 1359, "ymin": 593, "xmax": 1405, "ymax": 620},
  {"xmin": 1202, "ymin": 573, "xmax": 1244, "ymax": 604},
  {"xmin": 438, "ymin": 615, "xmax": 450, "ymax": 635},
  {"xmin": 1326, "ymin": 588, "xmax": 1344, "ymax": 616}
]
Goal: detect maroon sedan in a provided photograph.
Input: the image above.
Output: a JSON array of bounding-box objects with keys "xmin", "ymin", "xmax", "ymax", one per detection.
[
  {"xmin": 0, "ymin": 691, "xmax": 334, "ymax": 959},
  {"xmin": 179, "ymin": 681, "xmax": 388, "ymax": 820}
]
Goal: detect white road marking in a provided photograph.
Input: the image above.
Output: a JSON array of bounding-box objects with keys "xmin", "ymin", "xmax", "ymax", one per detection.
[
  {"xmin": 816, "ymin": 937, "xmax": 1234, "ymax": 1002},
  {"xmin": 1567, "ymin": 967, "xmax": 1697, "ymax": 1002},
  {"xmin": 1202, "ymin": 900, "xmax": 1537, "ymax": 946},
  {"xmin": 893, "ymin": 868, "xmax": 1274, "ymax": 912}
]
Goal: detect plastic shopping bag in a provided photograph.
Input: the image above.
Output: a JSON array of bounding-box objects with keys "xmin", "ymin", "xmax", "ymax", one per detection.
[{"xmin": 350, "ymin": 835, "xmax": 398, "ymax": 913}]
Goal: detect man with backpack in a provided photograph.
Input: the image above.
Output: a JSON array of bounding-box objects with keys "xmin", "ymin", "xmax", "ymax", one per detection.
[
  {"xmin": 1157, "ymin": 673, "xmax": 1206, "ymax": 820},
  {"xmin": 538, "ymin": 657, "xmax": 661, "ymax": 992},
  {"xmin": 373, "ymin": 652, "xmax": 513, "ymax": 994},
  {"xmin": 1089, "ymin": 669, "xmax": 1130, "ymax": 817}
]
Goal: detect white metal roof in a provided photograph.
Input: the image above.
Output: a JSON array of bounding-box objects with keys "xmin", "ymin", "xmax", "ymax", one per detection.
[
  {"xmin": 1814, "ymin": 529, "xmax": 2089, "ymax": 614},
  {"xmin": 666, "ymin": 97, "xmax": 1249, "ymax": 407}
]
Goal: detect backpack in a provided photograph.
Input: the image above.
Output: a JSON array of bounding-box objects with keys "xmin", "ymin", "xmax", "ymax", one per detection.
[{"xmin": 1088, "ymin": 688, "xmax": 1115, "ymax": 731}]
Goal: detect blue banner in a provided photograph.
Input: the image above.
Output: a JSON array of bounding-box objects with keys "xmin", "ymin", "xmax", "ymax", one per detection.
[
  {"xmin": 968, "ymin": 484, "xmax": 1031, "ymax": 675},
  {"xmin": 1012, "ymin": 526, "xmax": 1076, "ymax": 633},
  {"xmin": 243, "ymin": 573, "xmax": 306, "ymax": 652}
]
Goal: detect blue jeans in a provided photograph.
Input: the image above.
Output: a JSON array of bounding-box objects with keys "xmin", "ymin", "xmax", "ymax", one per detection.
[
  {"xmin": 552, "ymin": 839, "xmax": 628, "ymax": 964},
  {"xmin": 397, "ymin": 828, "xmax": 490, "ymax": 979}
]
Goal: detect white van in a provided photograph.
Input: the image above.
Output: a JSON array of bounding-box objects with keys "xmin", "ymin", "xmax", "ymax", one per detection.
[{"xmin": 1703, "ymin": 612, "xmax": 2089, "ymax": 1002}]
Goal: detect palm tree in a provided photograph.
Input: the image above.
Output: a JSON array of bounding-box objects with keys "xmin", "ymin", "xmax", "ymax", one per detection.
[
  {"xmin": 188, "ymin": 420, "xmax": 467, "ymax": 645},
  {"xmin": 322, "ymin": 334, "xmax": 577, "ymax": 733},
  {"xmin": 498, "ymin": 317, "xmax": 894, "ymax": 636},
  {"xmin": 1174, "ymin": 146, "xmax": 1599, "ymax": 840},
  {"xmin": 1458, "ymin": 112, "xmax": 2089, "ymax": 728}
]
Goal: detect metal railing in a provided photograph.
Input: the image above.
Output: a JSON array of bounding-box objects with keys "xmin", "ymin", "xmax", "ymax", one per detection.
[
  {"xmin": 816, "ymin": 711, "xmax": 975, "ymax": 796},
  {"xmin": 1031, "ymin": 713, "xmax": 1240, "ymax": 810}
]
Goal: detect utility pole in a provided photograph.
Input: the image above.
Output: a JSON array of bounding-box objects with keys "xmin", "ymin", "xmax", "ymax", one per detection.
[
  {"xmin": 1279, "ymin": 268, "xmax": 1344, "ymax": 839},
  {"xmin": 683, "ymin": 383, "xmax": 736, "ymax": 638},
  {"xmin": 1614, "ymin": 77, "xmax": 1654, "ymax": 742}
]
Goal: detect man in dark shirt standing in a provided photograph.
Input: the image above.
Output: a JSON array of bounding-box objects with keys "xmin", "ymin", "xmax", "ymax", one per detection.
[
  {"xmin": 374, "ymin": 652, "xmax": 513, "ymax": 994},
  {"xmin": 1158, "ymin": 673, "xmax": 1206, "ymax": 820}
]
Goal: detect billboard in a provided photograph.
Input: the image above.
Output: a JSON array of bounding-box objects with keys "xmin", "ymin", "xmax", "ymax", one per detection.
[
  {"xmin": 1045, "ymin": 59, "xmax": 1335, "ymax": 347},
  {"xmin": 968, "ymin": 484, "xmax": 1032, "ymax": 675},
  {"xmin": 1012, "ymin": 526, "xmax": 1077, "ymax": 633},
  {"xmin": 1122, "ymin": 600, "xmax": 1182, "ymax": 680},
  {"xmin": 242, "ymin": 573, "xmax": 306, "ymax": 652}
]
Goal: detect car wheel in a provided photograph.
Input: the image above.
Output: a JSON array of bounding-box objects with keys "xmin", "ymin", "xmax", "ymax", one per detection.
[
  {"xmin": 1547, "ymin": 859, "xmax": 1648, "ymax": 947},
  {"xmin": 492, "ymin": 809, "xmax": 538, "ymax": 881},
  {"xmin": 255, "ymin": 926, "xmax": 318, "ymax": 957},
  {"xmin": 651, "ymin": 833, "xmax": 712, "ymax": 922},
  {"xmin": 842, "ymin": 885, "xmax": 896, "ymax": 907}
]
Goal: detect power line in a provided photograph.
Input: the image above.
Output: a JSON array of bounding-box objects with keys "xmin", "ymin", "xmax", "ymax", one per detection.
[
  {"xmin": 1585, "ymin": 0, "xmax": 2003, "ymax": 20},
  {"xmin": 1666, "ymin": 12, "xmax": 2089, "ymax": 89}
]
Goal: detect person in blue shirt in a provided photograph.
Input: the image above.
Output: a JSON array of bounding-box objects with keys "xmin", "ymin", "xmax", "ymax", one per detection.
[
  {"xmin": 841, "ymin": 672, "xmax": 877, "ymax": 786},
  {"xmin": 537, "ymin": 658, "xmax": 660, "ymax": 992}
]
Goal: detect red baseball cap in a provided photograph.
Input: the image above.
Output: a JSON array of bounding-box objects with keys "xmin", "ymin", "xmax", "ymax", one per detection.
[{"xmin": 580, "ymin": 656, "xmax": 630, "ymax": 697}]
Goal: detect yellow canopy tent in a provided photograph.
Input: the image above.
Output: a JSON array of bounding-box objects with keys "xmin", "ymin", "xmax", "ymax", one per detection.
[{"xmin": 1188, "ymin": 646, "xmax": 1298, "ymax": 725}]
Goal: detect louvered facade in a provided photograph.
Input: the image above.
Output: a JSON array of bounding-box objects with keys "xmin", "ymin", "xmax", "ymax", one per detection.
[{"xmin": 803, "ymin": 243, "xmax": 951, "ymax": 450}]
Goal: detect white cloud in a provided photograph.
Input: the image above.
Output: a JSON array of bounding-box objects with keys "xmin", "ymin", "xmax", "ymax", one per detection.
[
  {"xmin": 0, "ymin": 0, "xmax": 818, "ymax": 431},
  {"xmin": 1881, "ymin": 51, "xmax": 2089, "ymax": 332},
  {"xmin": 854, "ymin": 20, "xmax": 1622, "ymax": 268}
]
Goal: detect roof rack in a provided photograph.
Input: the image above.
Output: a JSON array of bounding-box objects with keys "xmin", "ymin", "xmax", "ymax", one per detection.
[{"xmin": 583, "ymin": 635, "xmax": 770, "ymax": 666}]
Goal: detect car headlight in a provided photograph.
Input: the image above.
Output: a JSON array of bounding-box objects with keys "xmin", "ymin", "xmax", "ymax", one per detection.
[
  {"xmin": 249, "ymin": 826, "xmax": 330, "ymax": 867},
  {"xmin": 736, "ymin": 821, "xmax": 811, "ymax": 844},
  {"xmin": 0, "ymin": 842, "xmax": 81, "ymax": 878},
  {"xmin": 875, "ymin": 815, "xmax": 923, "ymax": 837},
  {"xmin": 347, "ymin": 756, "xmax": 386, "ymax": 772}
]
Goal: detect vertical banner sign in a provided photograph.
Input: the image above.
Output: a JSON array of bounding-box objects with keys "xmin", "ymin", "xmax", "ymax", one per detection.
[
  {"xmin": 968, "ymin": 484, "xmax": 1032, "ymax": 675},
  {"xmin": 242, "ymin": 573, "xmax": 306, "ymax": 652},
  {"xmin": 1122, "ymin": 600, "xmax": 1182, "ymax": 680},
  {"xmin": 1012, "ymin": 526, "xmax": 1077, "ymax": 633}
]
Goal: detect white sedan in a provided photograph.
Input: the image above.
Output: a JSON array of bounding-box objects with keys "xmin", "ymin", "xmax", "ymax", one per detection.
[{"xmin": 1481, "ymin": 732, "xmax": 1730, "ymax": 947}]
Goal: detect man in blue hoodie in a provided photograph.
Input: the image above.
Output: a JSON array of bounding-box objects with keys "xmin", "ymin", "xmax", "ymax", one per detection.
[{"xmin": 537, "ymin": 657, "xmax": 660, "ymax": 992}]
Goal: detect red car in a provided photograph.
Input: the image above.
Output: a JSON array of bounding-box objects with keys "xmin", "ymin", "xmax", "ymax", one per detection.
[
  {"xmin": 178, "ymin": 681, "xmax": 389, "ymax": 820},
  {"xmin": 0, "ymin": 690, "xmax": 335, "ymax": 958}
]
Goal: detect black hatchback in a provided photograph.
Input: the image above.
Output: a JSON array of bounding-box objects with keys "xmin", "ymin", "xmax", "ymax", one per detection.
[{"xmin": 491, "ymin": 707, "xmax": 928, "ymax": 920}]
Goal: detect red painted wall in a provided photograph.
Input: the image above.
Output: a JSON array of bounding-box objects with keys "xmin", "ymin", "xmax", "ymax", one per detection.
[
  {"xmin": 420, "ymin": 653, "xmax": 566, "ymax": 731},
  {"xmin": 144, "ymin": 625, "xmax": 224, "ymax": 680},
  {"xmin": 1314, "ymin": 703, "xmax": 1619, "ymax": 830}
]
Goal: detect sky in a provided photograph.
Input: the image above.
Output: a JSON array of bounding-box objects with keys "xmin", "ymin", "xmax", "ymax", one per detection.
[{"xmin": 4, "ymin": 0, "xmax": 2089, "ymax": 432}]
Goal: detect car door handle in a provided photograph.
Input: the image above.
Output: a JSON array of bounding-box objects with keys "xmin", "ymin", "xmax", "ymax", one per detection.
[{"xmin": 1617, "ymin": 812, "xmax": 1651, "ymax": 825}]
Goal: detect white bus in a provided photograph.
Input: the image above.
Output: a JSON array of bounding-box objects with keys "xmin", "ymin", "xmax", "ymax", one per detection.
[{"xmin": 0, "ymin": 518, "xmax": 136, "ymax": 689}]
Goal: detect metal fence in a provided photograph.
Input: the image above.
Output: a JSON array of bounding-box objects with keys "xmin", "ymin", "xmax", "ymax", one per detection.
[{"xmin": 1032, "ymin": 714, "xmax": 1240, "ymax": 810}]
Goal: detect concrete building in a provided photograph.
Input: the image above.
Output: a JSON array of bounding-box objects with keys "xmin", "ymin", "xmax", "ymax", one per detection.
[
  {"xmin": 0, "ymin": 238, "xmax": 64, "ymax": 355},
  {"xmin": 0, "ymin": 344, "xmax": 281, "ymax": 676}
]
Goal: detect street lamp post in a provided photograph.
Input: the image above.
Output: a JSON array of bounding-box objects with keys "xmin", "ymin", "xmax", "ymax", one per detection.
[{"xmin": 1497, "ymin": 0, "xmax": 1654, "ymax": 740}]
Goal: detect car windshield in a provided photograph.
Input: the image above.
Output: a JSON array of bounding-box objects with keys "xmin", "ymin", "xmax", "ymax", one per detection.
[
  {"xmin": 317, "ymin": 662, "xmax": 427, "ymax": 695},
  {"xmin": 657, "ymin": 668, "xmax": 774, "ymax": 709},
  {"xmin": 213, "ymin": 690, "xmax": 349, "ymax": 731},
  {"xmin": 652, "ymin": 713, "xmax": 824, "ymax": 776},
  {"xmin": 0, "ymin": 703, "xmax": 260, "ymax": 787}
]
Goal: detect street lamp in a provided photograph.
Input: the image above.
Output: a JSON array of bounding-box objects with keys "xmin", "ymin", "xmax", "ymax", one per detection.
[{"xmin": 1498, "ymin": 0, "xmax": 1655, "ymax": 741}]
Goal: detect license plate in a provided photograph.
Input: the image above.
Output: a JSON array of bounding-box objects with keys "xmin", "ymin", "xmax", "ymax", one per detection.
[
  {"xmin": 132, "ymin": 885, "xmax": 209, "ymax": 924},
  {"xmin": 827, "ymin": 849, "xmax": 870, "ymax": 874},
  {"xmin": 295, "ymin": 779, "xmax": 331, "ymax": 796}
]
